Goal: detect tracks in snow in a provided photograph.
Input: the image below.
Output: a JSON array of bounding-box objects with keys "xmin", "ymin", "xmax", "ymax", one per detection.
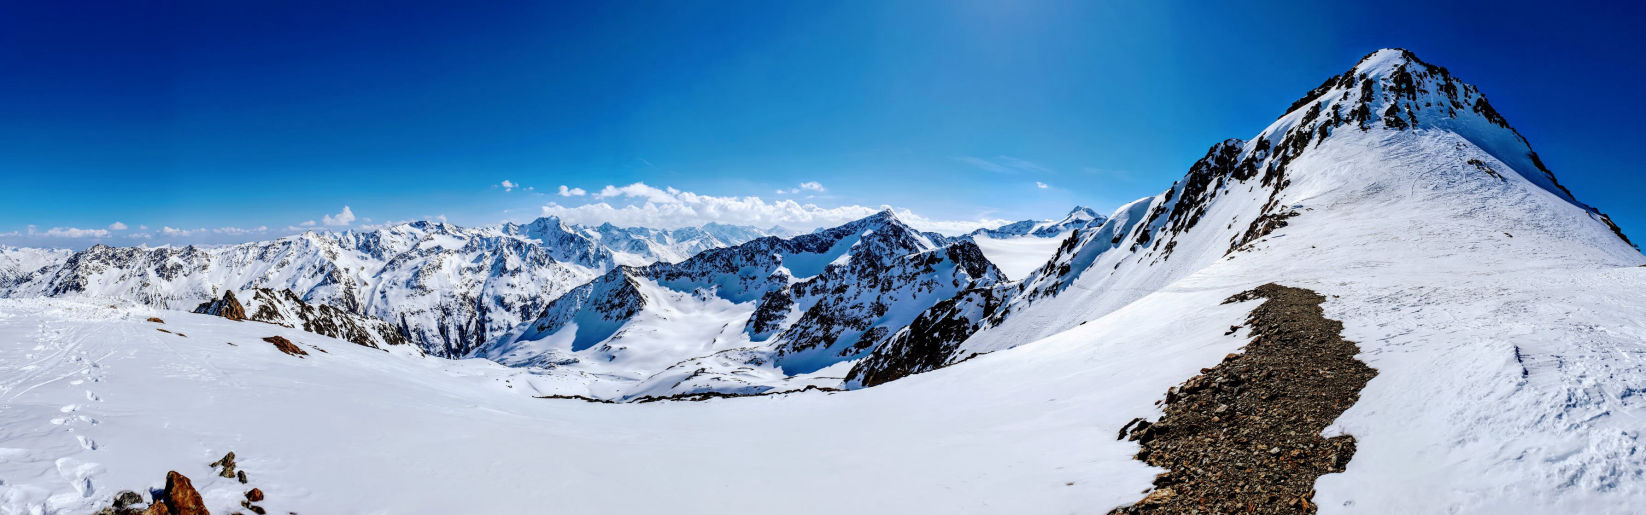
[{"xmin": 0, "ymin": 303, "xmax": 114, "ymax": 512}]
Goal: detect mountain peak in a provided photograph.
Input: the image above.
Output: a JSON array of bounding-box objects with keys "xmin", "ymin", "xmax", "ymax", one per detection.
[{"xmin": 1352, "ymin": 48, "xmax": 1429, "ymax": 77}]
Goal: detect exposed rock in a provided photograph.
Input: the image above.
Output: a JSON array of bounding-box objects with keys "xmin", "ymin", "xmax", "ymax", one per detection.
[
  {"xmin": 194, "ymin": 290, "xmax": 247, "ymax": 321},
  {"xmin": 263, "ymin": 336, "xmax": 308, "ymax": 357},
  {"xmin": 114, "ymin": 490, "xmax": 144, "ymax": 509},
  {"xmin": 211, "ymin": 451, "xmax": 238, "ymax": 478},
  {"xmin": 1111, "ymin": 284, "xmax": 1377, "ymax": 514},
  {"xmin": 152, "ymin": 471, "xmax": 208, "ymax": 515},
  {"xmin": 245, "ymin": 488, "xmax": 264, "ymax": 502},
  {"xmin": 241, "ymin": 288, "xmax": 413, "ymax": 350},
  {"xmin": 146, "ymin": 317, "xmax": 165, "ymax": 324}
]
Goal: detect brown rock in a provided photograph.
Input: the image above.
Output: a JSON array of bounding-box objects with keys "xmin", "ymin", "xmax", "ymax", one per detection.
[
  {"xmin": 146, "ymin": 317, "xmax": 165, "ymax": 324},
  {"xmin": 158, "ymin": 471, "xmax": 208, "ymax": 515},
  {"xmin": 262, "ymin": 336, "xmax": 308, "ymax": 357},
  {"xmin": 211, "ymin": 451, "xmax": 237, "ymax": 478},
  {"xmin": 194, "ymin": 291, "xmax": 247, "ymax": 321},
  {"xmin": 142, "ymin": 501, "xmax": 171, "ymax": 515},
  {"xmin": 245, "ymin": 488, "xmax": 264, "ymax": 502},
  {"xmin": 114, "ymin": 490, "xmax": 145, "ymax": 509}
]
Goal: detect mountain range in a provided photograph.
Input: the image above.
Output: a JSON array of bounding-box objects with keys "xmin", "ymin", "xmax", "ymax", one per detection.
[{"xmin": 1, "ymin": 48, "xmax": 1643, "ymax": 514}]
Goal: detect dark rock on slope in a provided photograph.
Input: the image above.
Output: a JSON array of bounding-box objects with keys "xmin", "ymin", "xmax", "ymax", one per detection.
[{"xmin": 1112, "ymin": 284, "xmax": 1376, "ymax": 514}]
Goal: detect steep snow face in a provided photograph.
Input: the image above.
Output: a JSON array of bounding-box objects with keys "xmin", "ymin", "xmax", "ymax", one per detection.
[
  {"xmin": 849, "ymin": 48, "xmax": 1642, "ymax": 386},
  {"xmin": 477, "ymin": 210, "xmax": 1000, "ymax": 399}
]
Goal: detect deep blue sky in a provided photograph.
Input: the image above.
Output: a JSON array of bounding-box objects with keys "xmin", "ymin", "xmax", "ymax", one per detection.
[{"xmin": 3, "ymin": 1, "xmax": 1642, "ymax": 247}]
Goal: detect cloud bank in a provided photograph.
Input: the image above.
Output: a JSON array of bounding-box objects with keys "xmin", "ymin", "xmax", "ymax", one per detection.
[{"xmin": 541, "ymin": 182, "xmax": 1007, "ymax": 234}]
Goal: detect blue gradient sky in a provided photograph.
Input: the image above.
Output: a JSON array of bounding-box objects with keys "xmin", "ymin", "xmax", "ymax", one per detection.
[{"xmin": 3, "ymin": 1, "xmax": 1642, "ymax": 247}]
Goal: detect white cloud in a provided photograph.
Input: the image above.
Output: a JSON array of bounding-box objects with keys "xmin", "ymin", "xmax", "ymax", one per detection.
[
  {"xmin": 299, "ymin": 220, "xmax": 317, "ymax": 227},
  {"xmin": 558, "ymin": 185, "xmax": 587, "ymax": 197},
  {"xmin": 34, "ymin": 226, "xmax": 109, "ymax": 238},
  {"xmin": 160, "ymin": 226, "xmax": 190, "ymax": 236},
  {"xmin": 138, "ymin": 225, "xmax": 148, "ymax": 230},
  {"xmin": 211, "ymin": 226, "xmax": 268, "ymax": 235},
  {"xmin": 957, "ymin": 155, "xmax": 1051, "ymax": 174},
  {"xmin": 540, "ymin": 182, "xmax": 1007, "ymax": 235},
  {"xmin": 108, "ymin": 221, "xmax": 128, "ymax": 231},
  {"xmin": 1036, "ymin": 181, "xmax": 1050, "ymax": 189},
  {"xmin": 500, "ymin": 180, "xmax": 518, "ymax": 192},
  {"xmin": 128, "ymin": 232, "xmax": 152, "ymax": 239},
  {"xmin": 595, "ymin": 183, "xmax": 676, "ymax": 203},
  {"xmin": 322, "ymin": 206, "xmax": 356, "ymax": 226},
  {"xmin": 776, "ymin": 181, "xmax": 825, "ymax": 195}
]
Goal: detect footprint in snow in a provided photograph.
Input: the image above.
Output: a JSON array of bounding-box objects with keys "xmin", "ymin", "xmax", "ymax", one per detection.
[
  {"xmin": 55, "ymin": 457, "xmax": 103, "ymax": 498},
  {"xmin": 75, "ymin": 435, "xmax": 97, "ymax": 451},
  {"xmin": 84, "ymin": 391, "xmax": 99, "ymax": 402},
  {"xmin": 59, "ymin": 404, "xmax": 79, "ymax": 413}
]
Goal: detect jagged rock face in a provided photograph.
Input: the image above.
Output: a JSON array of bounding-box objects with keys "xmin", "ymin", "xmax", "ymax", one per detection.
[
  {"xmin": 770, "ymin": 238, "xmax": 1000, "ymax": 373},
  {"xmin": 1, "ymin": 218, "xmax": 773, "ymax": 357},
  {"xmin": 195, "ymin": 288, "xmax": 416, "ymax": 351},
  {"xmin": 847, "ymin": 285, "xmax": 1005, "ymax": 388},
  {"xmin": 846, "ymin": 48, "xmax": 1639, "ymax": 387},
  {"xmin": 479, "ymin": 210, "xmax": 1002, "ymax": 393}
]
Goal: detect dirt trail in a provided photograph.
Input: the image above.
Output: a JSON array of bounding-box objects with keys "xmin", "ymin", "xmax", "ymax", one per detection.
[{"xmin": 1112, "ymin": 283, "xmax": 1377, "ymax": 514}]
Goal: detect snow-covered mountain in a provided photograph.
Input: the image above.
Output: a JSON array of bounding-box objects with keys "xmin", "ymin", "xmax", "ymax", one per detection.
[
  {"xmin": 850, "ymin": 48, "xmax": 1640, "ymax": 386},
  {"xmin": 476, "ymin": 209, "xmax": 1000, "ymax": 399},
  {"xmin": 0, "ymin": 218, "xmax": 773, "ymax": 357},
  {"xmin": 573, "ymin": 222, "xmax": 772, "ymax": 265},
  {"xmin": 968, "ymin": 206, "xmax": 1108, "ymax": 239},
  {"xmin": 3, "ymin": 49, "xmax": 1644, "ymax": 514}
]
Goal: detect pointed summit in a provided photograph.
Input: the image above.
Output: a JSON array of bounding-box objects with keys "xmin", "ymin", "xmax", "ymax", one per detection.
[{"xmin": 1253, "ymin": 48, "xmax": 1632, "ymax": 247}]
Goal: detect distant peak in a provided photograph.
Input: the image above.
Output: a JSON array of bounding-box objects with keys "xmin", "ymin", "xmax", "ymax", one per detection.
[{"xmin": 860, "ymin": 208, "xmax": 901, "ymax": 225}]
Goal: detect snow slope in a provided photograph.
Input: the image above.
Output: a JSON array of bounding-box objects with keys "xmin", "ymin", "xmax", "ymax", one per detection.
[{"xmin": 4, "ymin": 234, "xmax": 1640, "ymax": 514}]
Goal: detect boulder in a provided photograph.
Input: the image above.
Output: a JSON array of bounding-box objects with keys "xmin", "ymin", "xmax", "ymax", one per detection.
[
  {"xmin": 262, "ymin": 336, "xmax": 308, "ymax": 357},
  {"xmin": 148, "ymin": 471, "xmax": 207, "ymax": 515}
]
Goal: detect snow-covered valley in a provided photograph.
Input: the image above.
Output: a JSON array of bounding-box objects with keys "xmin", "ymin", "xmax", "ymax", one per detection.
[{"xmin": 2, "ymin": 48, "xmax": 1645, "ymax": 514}]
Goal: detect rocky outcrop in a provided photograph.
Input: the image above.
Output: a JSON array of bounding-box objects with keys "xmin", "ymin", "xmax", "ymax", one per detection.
[
  {"xmin": 195, "ymin": 288, "xmax": 416, "ymax": 352},
  {"xmin": 98, "ymin": 471, "xmax": 207, "ymax": 515},
  {"xmin": 193, "ymin": 290, "xmax": 246, "ymax": 321}
]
